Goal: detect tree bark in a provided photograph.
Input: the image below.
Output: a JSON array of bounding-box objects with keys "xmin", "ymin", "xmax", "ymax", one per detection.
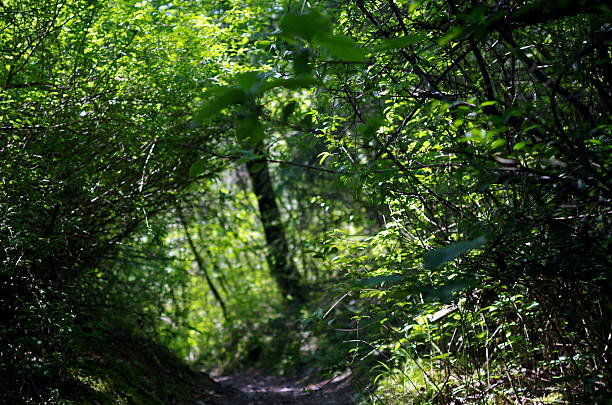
[{"xmin": 246, "ymin": 144, "xmax": 305, "ymax": 303}]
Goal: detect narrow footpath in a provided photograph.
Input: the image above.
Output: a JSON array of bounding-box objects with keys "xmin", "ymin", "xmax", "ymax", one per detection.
[{"xmin": 208, "ymin": 370, "xmax": 356, "ymax": 405}]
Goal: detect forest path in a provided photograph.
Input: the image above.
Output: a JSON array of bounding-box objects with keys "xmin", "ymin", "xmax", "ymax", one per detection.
[{"xmin": 212, "ymin": 369, "xmax": 356, "ymax": 404}]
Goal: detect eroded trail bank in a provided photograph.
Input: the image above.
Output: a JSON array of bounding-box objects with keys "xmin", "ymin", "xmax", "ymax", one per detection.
[{"xmin": 211, "ymin": 370, "xmax": 356, "ymax": 405}]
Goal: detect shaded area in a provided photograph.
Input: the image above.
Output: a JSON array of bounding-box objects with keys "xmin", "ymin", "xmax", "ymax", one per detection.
[{"xmin": 215, "ymin": 369, "xmax": 356, "ymax": 405}]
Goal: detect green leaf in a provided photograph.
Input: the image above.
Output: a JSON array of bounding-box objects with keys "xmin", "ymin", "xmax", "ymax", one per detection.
[
  {"xmin": 249, "ymin": 162, "xmax": 265, "ymax": 172},
  {"xmin": 513, "ymin": 141, "xmax": 528, "ymax": 150},
  {"xmin": 261, "ymin": 75, "xmax": 318, "ymax": 92},
  {"xmin": 372, "ymin": 34, "xmax": 426, "ymax": 52},
  {"xmin": 318, "ymin": 152, "xmax": 332, "ymax": 165},
  {"xmin": 188, "ymin": 159, "xmax": 207, "ymax": 177},
  {"xmin": 293, "ymin": 48, "xmax": 311, "ymax": 74},
  {"xmin": 480, "ymin": 101, "xmax": 497, "ymax": 107},
  {"xmin": 491, "ymin": 139, "xmax": 506, "ymax": 149},
  {"xmin": 357, "ymin": 115, "xmax": 384, "ymax": 138},
  {"xmin": 235, "ymin": 71, "xmax": 263, "ymax": 92},
  {"xmin": 301, "ymin": 114, "xmax": 313, "ymax": 130},
  {"xmin": 359, "ymin": 274, "xmax": 405, "ymax": 287},
  {"xmin": 315, "ymin": 33, "xmax": 366, "ymax": 62},
  {"xmin": 438, "ymin": 26, "xmax": 465, "ymax": 46},
  {"xmin": 424, "ymin": 235, "xmax": 487, "ymax": 269},
  {"xmin": 237, "ymin": 116, "xmax": 265, "ymax": 146},
  {"xmin": 280, "ymin": 11, "xmax": 331, "ymax": 42},
  {"xmin": 423, "ymin": 278, "xmax": 477, "ymax": 303},
  {"xmin": 279, "ymin": 12, "xmax": 365, "ymax": 61},
  {"xmin": 195, "ymin": 87, "xmax": 245, "ymax": 121}
]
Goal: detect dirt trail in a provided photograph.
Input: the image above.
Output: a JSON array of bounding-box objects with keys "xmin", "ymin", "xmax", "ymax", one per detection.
[{"xmin": 212, "ymin": 370, "xmax": 357, "ymax": 404}]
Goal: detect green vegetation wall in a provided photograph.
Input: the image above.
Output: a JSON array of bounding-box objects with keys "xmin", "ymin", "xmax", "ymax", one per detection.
[
  {"xmin": 1, "ymin": 0, "xmax": 610, "ymax": 403},
  {"xmin": 0, "ymin": 0, "xmax": 274, "ymax": 402},
  {"xmin": 268, "ymin": 1, "xmax": 611, "ymax": 402}
]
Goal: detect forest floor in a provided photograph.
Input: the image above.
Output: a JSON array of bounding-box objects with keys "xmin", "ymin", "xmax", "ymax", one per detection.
[{"xmin": 208, "ymin": 369, "xmax": 358, "ymax": 405}]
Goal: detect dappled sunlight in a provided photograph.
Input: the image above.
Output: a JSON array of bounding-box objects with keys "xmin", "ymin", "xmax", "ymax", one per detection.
[{"xmin": 1, "ymin": 0, "xmax": 609, "ymax": 404}]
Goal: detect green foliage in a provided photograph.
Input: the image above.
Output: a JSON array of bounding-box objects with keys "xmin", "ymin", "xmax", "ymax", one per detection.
[
  {"xmin": 2, "ymin": 0, "xmax": 611, "ymax": 404},
  {"xmin": 274, "ymin": 0, "xmax": 612, "ymax": 403},
  {"xmin": 0, "ymin": 0, "xmax": 273, "ymax": 402},
  {"xmin": 280, "ymin": 10, "xmax": 366, "ymax": 62},
  {"xmin": 193, "ymin": 70, "xmax": 317, "ymax": 148},
  {"xmin": 195, "ymin": 87, "xmax": 246, "ymax": 121},
  {"xmin": 423, "ymin": 235, "xmax": 487, "ymax": 270}
]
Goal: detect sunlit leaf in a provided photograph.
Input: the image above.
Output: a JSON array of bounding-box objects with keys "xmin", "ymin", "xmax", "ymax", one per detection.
[
  {"xmin": 513, "ymin": 141, "xmax": 528, "ymax": 150},
  {"xmin": 491, "ymin": 139, "xmax": 506, "ymax": 149},
  {"xmin": 318, "ymin": 152, "xmax": 332, "ymax": 165}
]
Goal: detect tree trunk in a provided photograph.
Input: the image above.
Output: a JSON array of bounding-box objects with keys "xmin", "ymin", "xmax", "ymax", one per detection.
[
  {"xmin": 176, "ymin": 204, "xmax": 228, "ymax": 319},
  {"xmin": 246, "ymin": 145, "xmax": 305, "ymax": 303}
]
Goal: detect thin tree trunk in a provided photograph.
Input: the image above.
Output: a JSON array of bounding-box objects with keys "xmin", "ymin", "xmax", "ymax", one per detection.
[
  {"xmin": 176, "ymin": 204, "xmax": 228, "ymax": 319},
  {"xmin": 246, "ymin": 145, "xmax": 305, "ymax": 303}
]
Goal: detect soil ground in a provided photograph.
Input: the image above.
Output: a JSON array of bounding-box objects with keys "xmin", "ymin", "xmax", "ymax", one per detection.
[{"xmin": 208, "ymin": 369, "xmax": 358, "ymax": 404}]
